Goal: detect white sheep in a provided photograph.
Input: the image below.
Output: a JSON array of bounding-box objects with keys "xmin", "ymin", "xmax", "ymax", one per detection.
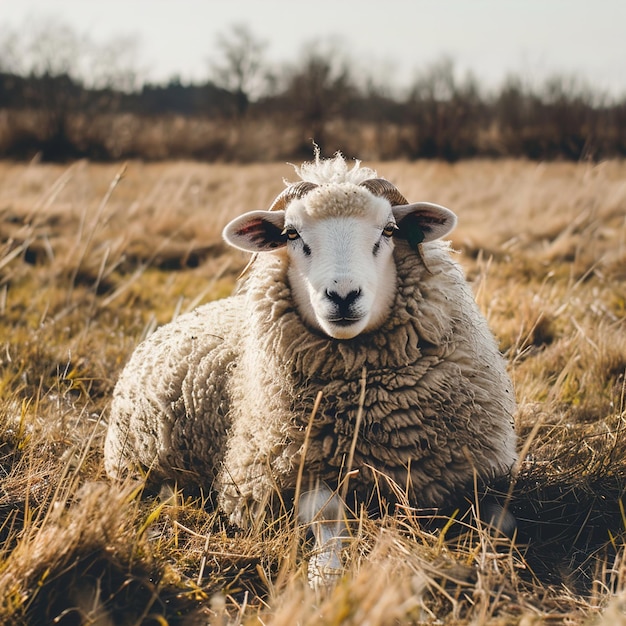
[{"xmin": 104, "ymin": 153, "xmax": 517, "ymax": 583}]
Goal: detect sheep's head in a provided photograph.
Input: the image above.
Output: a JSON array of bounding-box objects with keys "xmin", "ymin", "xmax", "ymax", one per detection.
[{"xmin": 223, "ymin": 178, "xmax": 457, "ymax": 340}]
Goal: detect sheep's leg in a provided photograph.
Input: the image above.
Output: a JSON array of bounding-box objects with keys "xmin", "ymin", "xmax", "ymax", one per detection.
[{"xmin": 298, "ymin": 484, "xmax": 347, "ymax": 588}]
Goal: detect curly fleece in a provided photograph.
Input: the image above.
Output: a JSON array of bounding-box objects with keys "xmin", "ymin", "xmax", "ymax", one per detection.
[{"xmin": 105, "ymin": 233, "xmax": 517, "ymax": 523}]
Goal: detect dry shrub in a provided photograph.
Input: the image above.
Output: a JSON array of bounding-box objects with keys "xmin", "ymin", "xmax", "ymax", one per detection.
[{"xmin": 0, "ymin": 482, "xmax": 212, "ymax": 625}]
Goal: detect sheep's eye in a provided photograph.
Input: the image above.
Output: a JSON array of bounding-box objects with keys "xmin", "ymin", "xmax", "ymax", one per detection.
[
  {"xmin": 282, "ymin": 226, "xmax": 300, "ymax": 241},
  {"xmin": 382, "ymin": 222, "xmax": 397, "ymax": 238}
]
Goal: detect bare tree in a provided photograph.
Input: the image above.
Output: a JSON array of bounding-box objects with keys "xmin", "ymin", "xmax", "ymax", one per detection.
[
  {"xmin": 0, "ymin": 28, "xmax": 22, "ymax": 74},
  {"xmin": 0, "ymin": 17, "xmax": 142, "ymax": 89},
  {"xmin": 209, "ymin": 23, "xmax": 267, "ymax": 116},
  {"xmin": 282, "ymin": 39, "xmax": 356, "ymax": 154},
  {"xmin": 17, "ymin": 17, "xmax": 89, "ymax": 79},
  {"xmin": 406, "ymin": 57, "xmax": 483, "ymax": 160},
  {"xmin": 0, "ymin": 17, "xmax": 144, "ymax": 159},
  {"xmin": 89, "ymin": 35, "xmax": 143, "ymax": 92}
]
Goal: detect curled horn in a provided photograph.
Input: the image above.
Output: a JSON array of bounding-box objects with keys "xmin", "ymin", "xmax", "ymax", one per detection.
[
  {"xmin": 361, "ymin": 178, "xmax": 432, "ymax": 271},
  {"xmin": 360, "ymin": 178, "xmax": 408, "ymax": 206},
  {"xmin": 237, "ymin": 181, "xmax": 318, "ymax": 280},
  {"xmin": 268, "ymin": 181, "xmax": 319, "ymax": 211}
]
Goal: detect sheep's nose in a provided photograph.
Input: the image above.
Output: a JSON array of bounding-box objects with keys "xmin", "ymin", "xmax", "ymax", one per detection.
[{"xmin": 325, "ymin": 288, "xmax": 361, "ymax": 315}]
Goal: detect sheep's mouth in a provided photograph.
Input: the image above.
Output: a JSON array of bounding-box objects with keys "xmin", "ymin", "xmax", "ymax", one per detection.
[{"xmin": 327, "ymin": 316, "xmax": 363, "ymax": 327}]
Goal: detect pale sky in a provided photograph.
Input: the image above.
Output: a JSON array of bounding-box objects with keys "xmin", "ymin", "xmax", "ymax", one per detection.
[{"xmin": 1, "ymin": 0, "xmax": 624, "ymax": 97}]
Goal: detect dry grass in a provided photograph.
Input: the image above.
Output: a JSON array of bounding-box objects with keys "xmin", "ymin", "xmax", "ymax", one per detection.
[{"xmin": 0, "ymin": 158, "xmax": 625, "ymax": 624}]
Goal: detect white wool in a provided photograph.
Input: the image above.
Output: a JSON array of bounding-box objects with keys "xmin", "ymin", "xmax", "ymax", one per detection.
[
  {"xmin": 104, "ymin": 154, "xmax": 517, "ymax": 558},
  {"xmin": 292, "ymin": 150, "xmax": 377, "ymax": 186}
]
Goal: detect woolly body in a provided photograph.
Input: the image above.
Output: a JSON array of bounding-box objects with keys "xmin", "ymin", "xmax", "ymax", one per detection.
[{"xmin": 104, "ymin": 157, "xmax": 517, "ymax": 525}]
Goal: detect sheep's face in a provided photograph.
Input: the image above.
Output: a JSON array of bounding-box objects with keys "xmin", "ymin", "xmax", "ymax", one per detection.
[
  {"xmin": 223, "ymin": 184, "xmax": 456, "ymax": 340},
  {"xmin": 282, "ymin": 191, "xmax": 398, "ymax": 339}
]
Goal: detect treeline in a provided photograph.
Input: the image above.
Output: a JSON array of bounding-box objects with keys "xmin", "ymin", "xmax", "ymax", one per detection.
[{"xmin": 0, "ymin": 24, "xmax": 624, "ymax": 162}]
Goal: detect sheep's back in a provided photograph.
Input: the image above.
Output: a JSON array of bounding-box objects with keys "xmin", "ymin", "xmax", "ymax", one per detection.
[{"xmin": 104, "ymin": 296, "xmax": 243, "ymax": 489}]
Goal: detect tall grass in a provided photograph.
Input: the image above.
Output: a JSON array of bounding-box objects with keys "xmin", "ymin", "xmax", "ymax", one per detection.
[{"xmin": 0, "ymin": 159, "xmax": 625, "ymax": 624}]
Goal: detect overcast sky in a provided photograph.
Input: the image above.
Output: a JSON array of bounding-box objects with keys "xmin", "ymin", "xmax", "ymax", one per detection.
[{"xmin": 2, "ymin": 0, "xmax": 624, "ymax": 96}]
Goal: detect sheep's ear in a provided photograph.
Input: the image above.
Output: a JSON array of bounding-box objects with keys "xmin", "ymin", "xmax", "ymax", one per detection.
[
  {"xmin": 392, "ymin": 202, "xmax": 457, "ymax": 248},
  {"xmin": 222, "ymin": 210, "xmax": 287, "ymax": 252}
]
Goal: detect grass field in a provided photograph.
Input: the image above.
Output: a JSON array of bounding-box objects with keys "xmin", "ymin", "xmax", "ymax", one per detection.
[{"xmin": 0, "ymin": 158, "xmax": 625, "ymax": 624}]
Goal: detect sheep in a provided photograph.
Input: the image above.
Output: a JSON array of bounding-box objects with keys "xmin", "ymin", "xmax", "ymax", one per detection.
[{"xmin": 104, "ymin": 153, "xmax": 517, "ymax": 584}]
